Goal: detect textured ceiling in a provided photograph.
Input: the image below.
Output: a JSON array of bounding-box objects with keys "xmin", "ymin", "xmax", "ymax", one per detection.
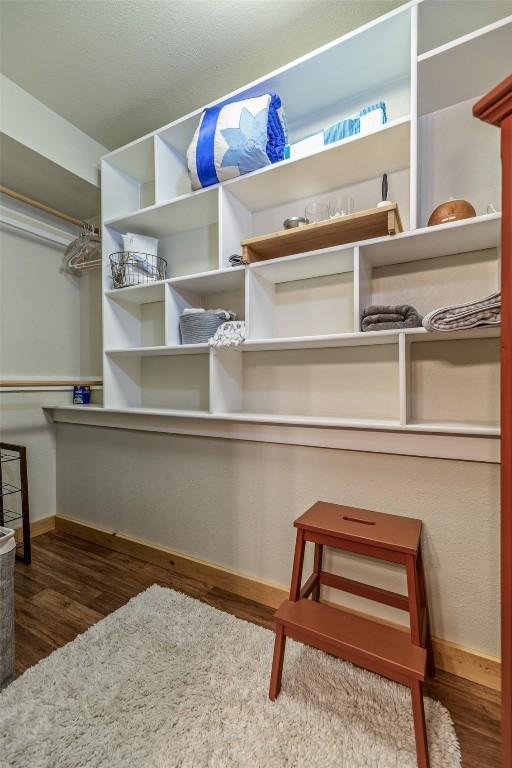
[{"xmin": 0, "ymin": 0, "xmax": 404, "ymax": 150}]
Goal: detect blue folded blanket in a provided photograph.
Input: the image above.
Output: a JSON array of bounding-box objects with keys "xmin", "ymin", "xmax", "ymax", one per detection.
[
  {"xmin": 187, "ymin": 93, "xmax": 287, "ymax": 190},
  {"xmin": 284, "ymin": 102, "xmax": 387, "ymax": 161}
]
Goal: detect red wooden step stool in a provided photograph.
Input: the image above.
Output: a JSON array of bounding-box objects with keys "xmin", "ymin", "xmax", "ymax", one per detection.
[{"xmin": 269, "ymin": 501, "xmax": 434, "ymax": 768}]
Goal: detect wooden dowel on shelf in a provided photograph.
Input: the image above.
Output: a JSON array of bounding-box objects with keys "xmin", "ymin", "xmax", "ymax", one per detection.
[{"xmin": 0, "ymin": 379, "xmax": 102, "ymax": 388}]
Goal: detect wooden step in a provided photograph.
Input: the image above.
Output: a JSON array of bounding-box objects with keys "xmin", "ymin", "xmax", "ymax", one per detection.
[
  {"xmin": 295, "ymin": 501, "xmax": 422, "ymax": 555},
  {"xmin": 275, "ymin": 599, "xmax": 426, "ymax": 684}
]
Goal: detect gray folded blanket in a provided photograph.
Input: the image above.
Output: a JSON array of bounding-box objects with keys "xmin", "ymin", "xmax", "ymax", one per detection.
[
  {"xmin": 422, "ymin": 291, "xmax": 501, "ymax": 331},
  {"xmin": 361, "ymin": 304, "xmax": 422, "ymax": 332}
]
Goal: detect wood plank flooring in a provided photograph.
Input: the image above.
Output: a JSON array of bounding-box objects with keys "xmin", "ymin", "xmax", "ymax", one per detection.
[{"xmin": 13, "ymin": 530, "xmax": 501, "ymax": 768}]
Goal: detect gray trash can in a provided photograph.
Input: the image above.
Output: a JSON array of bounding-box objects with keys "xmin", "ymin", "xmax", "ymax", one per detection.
[{"xmin": 0, "ymin": 526, "xmax": 15, "ymax": 690}]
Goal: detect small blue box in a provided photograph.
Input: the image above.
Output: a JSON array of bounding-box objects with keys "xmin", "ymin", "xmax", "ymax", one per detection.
[{"xmin": 73, "ymin": 385, "xmax": 91, "ymax": 405}]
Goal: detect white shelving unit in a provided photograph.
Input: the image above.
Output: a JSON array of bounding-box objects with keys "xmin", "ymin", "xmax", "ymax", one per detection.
[{"xmin": 100, "ymin": 0, "xmax": 510, "ymax": 448}]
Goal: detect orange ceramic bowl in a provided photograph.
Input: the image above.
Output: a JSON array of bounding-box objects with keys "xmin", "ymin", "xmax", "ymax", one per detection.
[{"xmin": 427, "ymin": 199, "xmax": 476, "ymax": 226}]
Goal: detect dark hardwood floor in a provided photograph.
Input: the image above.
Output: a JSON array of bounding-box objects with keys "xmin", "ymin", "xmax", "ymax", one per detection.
[{"xmin": 13, "ymin": 530, "xmax": 501, "ymax": 767}]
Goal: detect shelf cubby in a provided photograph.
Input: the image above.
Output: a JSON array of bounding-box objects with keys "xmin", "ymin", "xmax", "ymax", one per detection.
[
  {"xmin": 358, "ymin": 242, "xmax": 499, "ymax": 326},
  {"xmin": 104, "ymin": 293, "xmax": 166, "ymax": 350},
  {"xmin": 221, "ymin": 162, "xmax": 411, "ymax": 269},
  {"xmin": 418, "ymin": 0, "xmax": 512, "ymax": 55},
  {"xmin": 211, "ymin": 343, "xmax": 400, "ymax": 422},
  {"xmin": 418, "ymin": 97, "xmax": 501, "ymax": 227},
  {"xmin": 102, "ymin": 137, "xmax": 155, "ymax": 220},
  {"xmin": 418, "ymin": 13, "xmax": 512, "ymax": 116},
  {"xmin": 406, "ymin": 335, "xmax": 500, "ymax": 430},
  {"xmin": 155, "ymin": 133, "xmax": 194, "ymax": 203},
  {"xmin": 166, "ymin": 275, "xmax": 245, "ymax": 346},
  {"xmin": 247, "ymin": 246, "xmax": 354, "ymax": 340},
  {"xmin": 104, "ymin": 186, "xmax": 219, "ymax": 279},
  {"xmin": 222, "ymin": 117, "xmax": 411, "ymax": 216},
  {"xmin": 105, "ymin": 352, "xmax": 209, "ymax": 412}
]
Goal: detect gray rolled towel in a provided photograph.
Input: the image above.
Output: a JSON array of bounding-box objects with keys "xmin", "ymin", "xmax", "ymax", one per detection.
[{"xmin": 361, "ymin": 304, "xmax": 422, "ymax": 332}]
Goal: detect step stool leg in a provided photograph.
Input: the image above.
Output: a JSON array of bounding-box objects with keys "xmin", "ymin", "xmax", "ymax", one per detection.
[
  {"xmin": 312, "ymin": 543, "xmax": 323, "ymax": 601},
  {"xmin": 406, "ymin": 554, "xmax": 422, "ymax": 646},
  {"xmin": 410, "ymin": 681, "xmax": 430, "ymax": 768},
  {"xmin": 269, "ymin": 624, "xmax": 287, "ymax": 701},
  {"xmin": 417, "ymin": 548, "xmax": 435, "ymax": 676},
  {"xmin": 289, "ymin": 529, "xmax": 306, "ymax": 601}
]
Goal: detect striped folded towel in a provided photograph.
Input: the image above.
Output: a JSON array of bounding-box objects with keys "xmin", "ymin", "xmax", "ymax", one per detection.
[
  {"xmin": 284, "ymin": 102, "xmax": 387, "ymax": 161},
  {"xmin": 422, "ymin": 292, "xmax": 501, "ymax": 331}
]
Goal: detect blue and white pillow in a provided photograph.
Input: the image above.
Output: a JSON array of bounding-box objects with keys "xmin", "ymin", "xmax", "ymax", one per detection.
[{"xmin": 187, "ymin": 93, "xmax": 287, "ymax": 191}]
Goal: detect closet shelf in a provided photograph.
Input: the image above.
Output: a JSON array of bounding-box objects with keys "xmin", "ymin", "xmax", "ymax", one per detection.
[
  {"xmin": 104, "ymin": 117, "xmax": 410, "ymax": 225},
  {"xmin": 105, "ymin": 281, "xmax": 167, "ymax": 305},
  {"xmin": 104, "ymin": 185, "xmax": 218, "ymax": 237},
  {"xmin": 1, "ymin": 508, "xmax": 23, "ymax": 525},
  {"xmin": 418, "ymin": 15, "xmax": 512, "ymax": 115},
  {"xmin": 106, "ymin": 345, "xmax": 209, "ymax": 357},
  {"xmin": 47, "ymin": 405, "xmax": 501, "ymax": 438},
  {"xmin": 105, "ymin": 327, "xmax": 500, "ymax": 358},
  {"xmin": 240, "ymin": 326, "xmax": 500, "ymax": 353},
  {"xmin": 359, "ymin": 212, "xmax": 501, "ymax": 266},
  {"xmin": 1, "ymin": 448, "xmax": 20, "ymax": 464},
  {"xmin": 223, "ymin": 117, "xmax": 411, "ymax": 212},
  {"xmin": 169, "ymin": 266, "xmax": 245, "ymax": 293},
  {"xmin": 104, "ymin": 213, "xmax": 502, "ymax": 309},
  {"xmin": 105, "ymin": 266, "xmax": 246, "ymax": 304},
  {"xmin": 1, "ymin": 481, "xmax": 21, "ymax": 498}
]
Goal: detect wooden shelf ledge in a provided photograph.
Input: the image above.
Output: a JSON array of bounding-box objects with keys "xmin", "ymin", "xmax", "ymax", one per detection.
[
  {"xmin": 45, "ymin": 406, "xmax": 500, "ymax": 464},
  {"xmin": 242, "ymin": 205, "xmax": 403, "ymax": 264}
]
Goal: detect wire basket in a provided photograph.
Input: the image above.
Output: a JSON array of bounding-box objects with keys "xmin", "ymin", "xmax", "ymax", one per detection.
[{"xmin": 109, "ymin": 252, "xmax": 167, "ymax": 289}]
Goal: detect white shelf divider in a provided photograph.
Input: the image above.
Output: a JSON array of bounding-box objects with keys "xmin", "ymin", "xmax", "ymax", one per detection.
[
  {"xmin": 353, "ymin": 245, "xmax": 371, "ymax": 333},
  {"xmin": 210, "ymin": 348, "xmax": 244, "ymax": 415},
  {"xmin": 399, "ymin": 332, "xmax": 411, "ymax": 426}
]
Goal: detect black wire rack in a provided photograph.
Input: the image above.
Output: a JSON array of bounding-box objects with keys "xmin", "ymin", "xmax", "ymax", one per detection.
[
  {"xmin": 0, "ymin": 443, "xmax": 31, "ymax": 564},
  {"xmin": 109, "ymin": 252, "xmax": 167, "ymax": 289}
]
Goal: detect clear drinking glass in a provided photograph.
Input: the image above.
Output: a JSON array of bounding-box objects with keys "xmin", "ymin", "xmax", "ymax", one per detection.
[
  {"xmin": 305, "ymin": 202, "xmax": 329, "ymax": 223},
  {"xmin": 329, "ymin": 195, "xmax": 354, "ymax": 218}
]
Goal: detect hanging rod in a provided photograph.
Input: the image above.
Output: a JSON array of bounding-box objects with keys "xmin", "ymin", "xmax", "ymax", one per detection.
[{"xmin": 0, "ymin": 185, "xmax": 98, "ymax": 232}]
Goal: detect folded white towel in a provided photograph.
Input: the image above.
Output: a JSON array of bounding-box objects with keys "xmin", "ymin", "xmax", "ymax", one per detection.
[
  {"xmin": 422, "ymin": 291, "xmax": 501, "ymax": 331},
  {"xmin": 209, "ymin": 321, "xmax": 246, "ymax": 348}
]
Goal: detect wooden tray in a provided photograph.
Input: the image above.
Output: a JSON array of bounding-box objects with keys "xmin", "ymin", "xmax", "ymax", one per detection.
[{"xmin": 241, "ymin": 204, "xmax": 403, "ymax": 264}]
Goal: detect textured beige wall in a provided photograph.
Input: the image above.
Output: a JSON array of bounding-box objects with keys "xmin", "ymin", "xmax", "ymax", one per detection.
[
  {"xmin": 0, "ymin": 207, "xmax": 102, "ymax": 522},
  {"xmin": 56, "ymin": 423, "xmax": 500, "ymax": 657},
  {"xmin": 0, "ymin": 226, "xmax": 102, "ymax": 377}
]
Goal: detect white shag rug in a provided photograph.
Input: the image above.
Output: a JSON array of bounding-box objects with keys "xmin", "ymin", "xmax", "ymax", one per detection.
[{"xmin": 0, "ymin": 586, "xmax": 461, "ymax": 767}]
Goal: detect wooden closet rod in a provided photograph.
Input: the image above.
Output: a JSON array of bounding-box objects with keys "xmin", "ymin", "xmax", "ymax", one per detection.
[{"xmin": 0, "ymin": 185, "xmax": 89, "ymax": 229}]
